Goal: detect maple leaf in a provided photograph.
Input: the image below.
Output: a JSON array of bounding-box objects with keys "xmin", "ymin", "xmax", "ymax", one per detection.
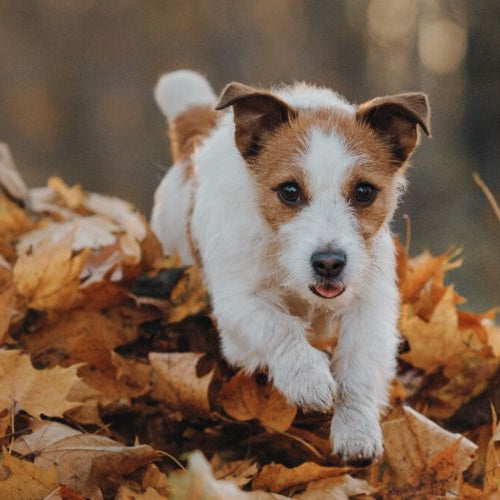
[
  {"xmin": 218, "ymin": 371, "xmax": 297, "ymax": 433},
  {"xmin": 251, "ymin": 462, "xmax": 352, "ymax": 494},
  {"xmin": 12, "ymin": 420, "xmax": 159, "ymax": 498},
  {"xmin": 0, "ymin": 453, "xmax": 59, "ymax": 500},
  {"xmin": 400, "ymin": 286, "xmax": 470, "ymax": 373},
  {"xmin": 150, "ymin": 352, "xmax": 214, "ymax": 415},
  {"xmin": 294, "ymin": 475, "xmax": 376, "ymax": 499},
  {"xmin": 380, "ymin": 406, "xmax": 476, "ymax": 496},
  {"xmin": 13, "ymin": 234, "xmax": 89, "ymax": 311},
  {"xmin": 0, "ymin": 350, "xmax": 82, "ymax": 418}
]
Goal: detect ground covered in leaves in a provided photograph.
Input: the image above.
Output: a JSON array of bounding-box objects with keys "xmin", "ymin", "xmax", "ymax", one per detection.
[{"xmin": 0, "ymin": 143, "xmax": 500, "ymax": 499}]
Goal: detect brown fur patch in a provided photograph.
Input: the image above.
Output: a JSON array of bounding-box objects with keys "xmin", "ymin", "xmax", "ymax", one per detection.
[
  {"xmin": 168, "ymin": 105, "xmax": 218, "ymax": 168},
  {"xmin": 246, "ymin": 107, "xmax": 400, "ymax": 244}
]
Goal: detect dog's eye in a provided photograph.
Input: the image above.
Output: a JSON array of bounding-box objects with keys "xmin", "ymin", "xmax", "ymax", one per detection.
[
  {"xmin": 277, "ymin": 182, "xmax": 301, "ymax": 205},
  {"xmin": 353, "ymin": 182, "xmax": 378, "ymax": 206}
]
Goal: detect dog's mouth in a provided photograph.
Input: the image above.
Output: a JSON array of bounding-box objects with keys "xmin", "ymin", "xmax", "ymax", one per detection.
[{"xmin": 309, "ymin": 283, "xmax": 346, "ymax": 299}]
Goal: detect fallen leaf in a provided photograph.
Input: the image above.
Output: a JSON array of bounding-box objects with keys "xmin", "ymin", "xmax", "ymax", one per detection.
[
  {"xmin": 150, "ymin": 352, "xmax": 214, "ymax": 415},
  {"xmin": 380, "ymin": 405, "xmax": 476, "ymax": 495},
  {"xmin": 0, "ymin": 453, "xmax": 59, "ymax": 500},
  {"xmin": 294, "ymin": 475, "xmax": 376, "ymax": 499},
  {"xmin": 84, "ymin": 192, "xmax": 147, "ymax": 242},
  {"xmin": 211, "ymin": 456, "xmax": 259, "ymax": 487},
  {"xmin": 401, "ymin": 287, "xmax": 468, "ymax": 373},
  {"xmin": 13, "ymin": 420, "xmax": 159, "ymax": 497},
  {"xmin": 0, "ymin": 350, "xmax": 82, "ymax": 418},
  {"xmin": 44, "ymin": 484, "xmax": 85, "ymax": 500},
  {"xmin": 0, "ymin": 273, "xmax": 15, "ymax": 344},
  {"xmin": 218, "ymin": 371, "xmax": 297, "ymax": 432},
  {"xmin": 47, "ymin": 176, "xmax": 85, "ymax": 210},
  {"xmin": 251, "ymin": 462, "xmax": 352, "ymax": 494},
  {"xmin": 0, "ymin": 142, "xmax": 28, "ymax": 202},
  {"xmin": 13, "ymin": 234, "xmax": 89, "ymax": 310}
]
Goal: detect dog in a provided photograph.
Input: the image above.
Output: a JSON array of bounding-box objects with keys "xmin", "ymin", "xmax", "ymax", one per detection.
[{"xmin": 151, "ymin": 69, "xmax": 430, "ymax": 465}]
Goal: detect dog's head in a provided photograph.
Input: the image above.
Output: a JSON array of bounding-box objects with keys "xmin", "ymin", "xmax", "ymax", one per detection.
[{"xmin": 216, "ymin": 83, "xmax": 430, "ymax": 303}]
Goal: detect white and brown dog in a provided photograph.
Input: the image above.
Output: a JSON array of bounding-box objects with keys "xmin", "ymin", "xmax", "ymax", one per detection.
[{"xmin": 151, "ymin": 70, "xmax": 430, "ymax": 464}]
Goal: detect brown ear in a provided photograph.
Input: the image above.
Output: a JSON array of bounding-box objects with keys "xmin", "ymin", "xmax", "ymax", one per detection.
[
  {"xmin": 356, "ymin": 93, "xmax": 431, "ymax": 166},
  {"xmin": 216, "ymin": 82, "xmax": 297, "ymax": 159}
]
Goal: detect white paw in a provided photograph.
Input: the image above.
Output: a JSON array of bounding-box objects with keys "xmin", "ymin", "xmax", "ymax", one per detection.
[
  {"xmin": 330, "ymin": 407, "xmax": 383, "ymax": 466},
  {"xmin": 270, "ymin": 348, "xmax": 337, "ymax": 412}
]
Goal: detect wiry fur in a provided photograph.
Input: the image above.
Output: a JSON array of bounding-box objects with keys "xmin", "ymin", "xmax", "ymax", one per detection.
[{"xmin": 151, "ymin": 70, "xmax": 429, "ymax": 464}]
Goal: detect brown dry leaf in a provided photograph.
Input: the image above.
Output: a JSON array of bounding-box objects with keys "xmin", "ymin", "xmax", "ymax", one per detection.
[
  {"xmin": 218, "ymin": 371, "xmax": 297, "ymax": 433},
  {"xmin": 0, "ymin": 142, "xmax": 28, "ymax": 202},
  {"xmin": 47, "ymin": 176, "xmax": 85, "ymax": 210},
  {"xmin": 380, "ymin": 406, "xmax": 476, "ymax": 495},
  {"xmin": 0, "ymin": 453, "xmax": 59, "ymax": 500},
  {"xmin": 0, "ymin": 192, "xmax": 36, "ymax": 262},
  {"xmin": 21, "ymin": 307, "xmax": 155, "ymax": 406},
  {"xmin": 142, "ymin": 463, "xmax": 170, "ymax": 496},
  {"xmin": 13, "ymin": 234, "xmax": 89, "ymax": 310},
  {"xmin": 211, "ymin": 456, "xmax": 259, "ymax": 487},
  {"xmin": 0, "ymin": 272, "xmax": 15, "ymax": 344},
  {"xmin": 484, "ymin": 418, "xmax": 500, "ymax": 495},
  {"xmin": 0, "ymin": 350, "xmax": 82, "ymax": 418},
  {"xmin": 150, "ymin": 352, "xmax": 213, "ymax": 415},
  {"xmin": 12, "ymin": 420, "xmax": 159, "ymax": 498},
  {"xmin": 251, "ymin": 462, "xmax": 352, "ymax": 494},
  {"xmin": 400, "ymin": 287, "xmax": 469, "ymax": 374},
  {"xmin": 44, "ymin": 484, "xmax": 85, "ymax": 500},
  {"xmin": 169, "ymin": 451, "xmax": 289, "ymax": 499},
  {"xmin": 294, "ymin": 475, "xmax": 376, "ymax": 499}
]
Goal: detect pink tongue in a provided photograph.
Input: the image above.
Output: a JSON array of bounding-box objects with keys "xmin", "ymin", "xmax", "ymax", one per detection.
[{"xmin": 316, "ymin": 285, "xmax": 344, "ymax": 298}]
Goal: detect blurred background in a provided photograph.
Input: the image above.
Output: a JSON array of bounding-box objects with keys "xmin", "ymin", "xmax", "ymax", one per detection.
[{"xmin": 0, "ymin": 0, "xmax": 498, "ymax": 308}]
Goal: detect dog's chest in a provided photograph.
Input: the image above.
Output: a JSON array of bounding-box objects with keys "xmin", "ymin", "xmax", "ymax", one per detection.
[{"xmin": 284, "ymin": 293, "xmax": 340, "ymax": 353}]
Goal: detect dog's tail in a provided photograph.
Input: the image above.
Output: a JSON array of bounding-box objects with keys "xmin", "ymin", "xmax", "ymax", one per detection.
[{"xmin": 155, "ymin": 70, "xmax": 218, "ymax": 163}]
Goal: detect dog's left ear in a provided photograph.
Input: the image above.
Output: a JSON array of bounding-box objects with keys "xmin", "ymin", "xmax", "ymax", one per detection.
[
  {"xmin": 356, "ymin": 93, "xmax": 431, "ymax": 166},
  {"xmin": 216, "ymin": 82, "xmax": 297, "ymax": 159}
]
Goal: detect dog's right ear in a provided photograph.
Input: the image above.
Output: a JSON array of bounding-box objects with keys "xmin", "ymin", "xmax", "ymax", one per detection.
[{"xmin": 216, "ymin": 82, "xmax": 297, "ymax": 159}]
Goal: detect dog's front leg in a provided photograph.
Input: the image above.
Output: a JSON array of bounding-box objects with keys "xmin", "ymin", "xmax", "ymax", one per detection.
[
  {"xmin": 213, "ymin": 291, "xmax": 337, "ymax": 411},
  {"xmin": 330, "ymin": 263, "xmax": 399, "ymax": 464}
]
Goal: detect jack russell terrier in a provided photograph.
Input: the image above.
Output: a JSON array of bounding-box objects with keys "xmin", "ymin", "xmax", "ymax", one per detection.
[{"xmin": 151, "ymin": 70, "xmax": 430, "ymax": 465}]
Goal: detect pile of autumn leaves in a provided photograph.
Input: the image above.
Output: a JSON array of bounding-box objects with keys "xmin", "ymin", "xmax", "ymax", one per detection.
[{"xmin": 0, "ymin": 143, "xmax": 499, "ymax": 499}]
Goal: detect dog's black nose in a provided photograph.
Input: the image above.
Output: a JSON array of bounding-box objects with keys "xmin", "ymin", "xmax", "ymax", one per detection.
[{"xmin": 311, "ymin": 250, "xmax": 346, "ymax": 278}]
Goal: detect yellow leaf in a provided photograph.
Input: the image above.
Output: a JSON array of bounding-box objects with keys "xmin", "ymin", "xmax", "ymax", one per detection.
[
  {"xmin": 13, "ymin": 234, "xmax": 89, "ymax": 310},
  {"xmin": 401, "ymin": 287, "xmax": 465, "ymax": 373},
  {"xmin": 0, "ymin": 350, "xmax": 82, "ymax": 418},
  {"xmin": 0, "ymin": 453, "xmax": 59, "ymax": 500}
]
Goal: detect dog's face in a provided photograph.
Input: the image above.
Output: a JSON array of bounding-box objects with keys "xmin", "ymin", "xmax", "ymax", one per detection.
[{"xmin": 216, "ymin": 84, "xmax": 430, "ymax": 303}]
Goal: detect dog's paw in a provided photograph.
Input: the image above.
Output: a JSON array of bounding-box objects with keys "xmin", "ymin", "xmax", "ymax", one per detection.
[
  {"xmin": 271, "ymin": 348, "xmax": 337, "ymax": 412},
  {"xmin": 330, "ymin": 407, "xmax": 383, "ymax": 466}
]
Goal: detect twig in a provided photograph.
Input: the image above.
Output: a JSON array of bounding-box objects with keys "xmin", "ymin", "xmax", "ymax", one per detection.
[
  {"xmin": 473, "ymin": 173, "xmax": 500, "ymax": 223},
  {"xmin": 279, "ymin": 430, "xmax": 324, "ymax": 460},
  {"xmin": 156, "ymin": 450, "xmax": 187, "ymax": 471}
]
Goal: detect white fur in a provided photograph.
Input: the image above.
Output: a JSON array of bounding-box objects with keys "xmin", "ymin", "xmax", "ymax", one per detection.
[
  {"xmin": 152, "ymin": 72, "xmax": 400, "ymax": 462},
  {"xmin": 154, "ymin": 70, "xmax": 216, "ymax": 121}
]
